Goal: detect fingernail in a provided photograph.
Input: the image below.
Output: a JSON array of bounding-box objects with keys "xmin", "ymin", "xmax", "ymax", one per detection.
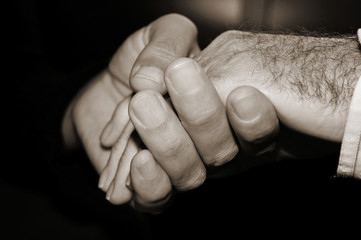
[
  {"xmin": 132, "ymin": 93, "xmax": 167, "ymax": 129},
  {"xmin": 136, "ymin": 159, "xmax": 157, "ymax": 180},
  {"xmin": 132, "ymin": 66, "xmax": 165, "ymax": 91},
  {"xmin": 166, "ymin": 59, "xmax": 204, "ymax": 95},
  {"xmin": 232, "ymin": 91, "xmax": 260, "ymax": 121}
]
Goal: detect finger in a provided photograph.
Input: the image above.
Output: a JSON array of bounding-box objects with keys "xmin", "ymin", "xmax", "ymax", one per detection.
[
  {"xmin": 98, "ymin": 121, "xmax": 134, "ymax": 191},
  {"xmin": 226, "ymin": 86, "xmax": 280, "ymax": 157},
  {"xmin": 129, "ymin": 150, "xmax": 172, "ymax": 214},
  {"xmin": 98, "ymin": 97, "xmax": 134, "ymax": 191},
  {"xmin": 165, "ymin": 58, "xmax": 239, "ymax": 166},
  {"xmin": 129, "ymin": 14, "xmax": 200, "ymax": 94},
  {"xmin": 100, "ymin": 96, "xmax": 132, "ymax": 148},
  {"xmin": 106, "ymin": 138, "xmax": 139, "ymax": 205},
  {"xmin": 129, "ymin": 90, "xmax": 206, "ymax": 191}
]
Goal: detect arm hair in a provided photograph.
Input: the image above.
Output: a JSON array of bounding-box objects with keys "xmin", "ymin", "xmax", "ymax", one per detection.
[
  {"xmin": 198, "ymin": 30, "xmax": 361, "ymax": 108},
  {"xmin": 253, "ymin": 31, "xmax": 361, "ymax": 107}
]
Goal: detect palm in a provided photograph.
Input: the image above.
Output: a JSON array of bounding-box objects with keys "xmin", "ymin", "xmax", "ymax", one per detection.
[
  {"xmin": 72, "ymin": 71, "xmax": 131, "ymax": 172},
  {"xmin": 71, "ymin": 24, "xmax": 148, "ymax": 172}
]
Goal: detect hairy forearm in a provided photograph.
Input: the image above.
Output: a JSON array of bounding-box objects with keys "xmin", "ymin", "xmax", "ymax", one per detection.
[
  {"xmin": 197, "ymin": 30, "xmax": 361, "ymax": 141},
  {"xmin": 252, "ymin": 32, "xmax": 360, "ymax": 106}
]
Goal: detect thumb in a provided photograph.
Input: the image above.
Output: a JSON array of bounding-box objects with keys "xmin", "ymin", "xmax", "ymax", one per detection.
[
  {"xmin": 129, "ymin": 13, "xmax": 200, "ymax": 94},
  {"xmin": 108, "ymin": 14, "xmax": 199, "ymax": 93}
]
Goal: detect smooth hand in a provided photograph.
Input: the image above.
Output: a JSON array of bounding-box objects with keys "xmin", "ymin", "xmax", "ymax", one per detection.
[{"xmin": 62, "ymin": 14, "xmax": 200, "ymax": 212}]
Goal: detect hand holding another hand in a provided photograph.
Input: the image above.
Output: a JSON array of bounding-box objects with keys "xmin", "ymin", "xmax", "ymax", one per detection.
[
  {"xmin": 90, "ymin": 14, "xmax": 281, "ymax": 213},
  {"xmin": 64, "ymin": 14, "xmax": 351, "ymax": 214}
]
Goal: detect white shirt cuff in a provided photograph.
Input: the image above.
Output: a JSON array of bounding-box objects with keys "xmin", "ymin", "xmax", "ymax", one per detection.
[{"xmin": 336, "ymin": 29, "xmax": 361, "ymax": 179}]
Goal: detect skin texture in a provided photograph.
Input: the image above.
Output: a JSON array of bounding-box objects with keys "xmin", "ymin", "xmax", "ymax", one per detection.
[
  {"xmin": 62, "ymin": 14, "xmax": 206, "ymax": 211},
  {"xmin": 106, "ymin": 31, "xmax": 360, "ymax": 211},
  {"xmin": 196, "ymin": 30, "xmax": 360, "ymax": 141},
  {"xmin": 63, "ymin": 14, "xmax": 361, "ymax": 213}
]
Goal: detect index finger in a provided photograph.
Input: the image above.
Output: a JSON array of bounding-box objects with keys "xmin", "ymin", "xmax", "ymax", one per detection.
[{"xmin": 129, "ymin": 90, "xmax": 206, "ymax": 191}]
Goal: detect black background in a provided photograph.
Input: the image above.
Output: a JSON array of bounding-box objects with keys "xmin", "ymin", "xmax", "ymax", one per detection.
[{"xmin": 5, "ymin": 1, "xmax": 361, "ymax": 239}]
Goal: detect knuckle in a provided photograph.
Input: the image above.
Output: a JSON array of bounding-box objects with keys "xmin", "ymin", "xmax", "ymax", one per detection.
[
  {"xmin": 161, "ymin": 13, "xmax": 198, "ymax": 33},
  {"xmin": 130, "ymin": 65, "xmax": 165, "ymax": 92},
  {"xmin": 150, "ymin": 41, "xmax": 178, "ymax": 61},
  {"xmin": 109, "ymin": 190, "xmax": 133, "ymax": 205},
  {"xmin": 158, "ymin": 136, "xmax": 189, "ymax": 159},
  {"xmin": 175, "ymin": 164, "xmax": 206, "ymax": 191},
  {"xmin": 209, "ymin": 143, "xmax": 239, "ymax": 167},
  {"xmin": 212, "ymin": 30, "xmax": 242, "ymax": 46},
  {"xmin": 183, "ymin": 106, "xmax": 221, "ymax": 129}
]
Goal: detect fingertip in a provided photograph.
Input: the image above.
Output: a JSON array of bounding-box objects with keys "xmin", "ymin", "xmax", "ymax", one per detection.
[
  {"xmin": 100, "ymin": 97, "xmax": 132, "ymax": 147},
  {"xmin": 165, "ymin": 57, "xmax": 196, "ymax": 81},
  {"xmin": 98, "ymin": 164, "xmax": 116, "ymax": 192},
  {"xmin": 160, "ymin": 13, "xmax": 198, "ymax": 36},
  {"xmin": 227, "ymin": 86, "xmax": 279, "ymax": 143},
  {"xmin": 100, "ymin": 121, "xmax": 113, "ymax": 148},
  {"xmin": 106, "ymin": 180, "xmax": 133, "ymax": 205},
  {"xmin": 131, "ymin": 150, "xmax": 172, "ymax": 203},
  {"xmin": 129, "ymin": 89, "xmax": 162, "ymax": 107},
  {"xmin": 228, "ymin": 87, "xmax": 261, "ymax": 123},
  {"xmin": 129, "ymin": 90, "xmax": 168, "ymax": 132},
  {"xmin": 106, "ymin": 138, "xmax": 139, "ymax": 205},
  {"xmin": 105, "ymin": 181, "xmax": 114, "ymax": 201},
  {"xmin": 98, "ymin": 166, "xmax": 108, "ymax": 191},
  {"xmin": 227, "ymin": 87, "xmax": 261, "ymax": 116},
  {"xmin": 131, "ymin": 150, "xmax": 159, "ymax": 180},
  {"xmin": 130, "ymin": 66, "xmax": 167, "ymax": 94}
]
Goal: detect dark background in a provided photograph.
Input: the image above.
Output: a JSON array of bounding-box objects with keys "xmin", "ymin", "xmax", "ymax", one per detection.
[{"xmin": 5, "ymin": 0, "xmax": 361, "ymax": 239}]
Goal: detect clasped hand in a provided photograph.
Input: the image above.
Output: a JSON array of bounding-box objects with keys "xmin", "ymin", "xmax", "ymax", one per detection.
[{"xmin": 63, "ymin": 14, "xmax": 340, "ymax": 214}]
